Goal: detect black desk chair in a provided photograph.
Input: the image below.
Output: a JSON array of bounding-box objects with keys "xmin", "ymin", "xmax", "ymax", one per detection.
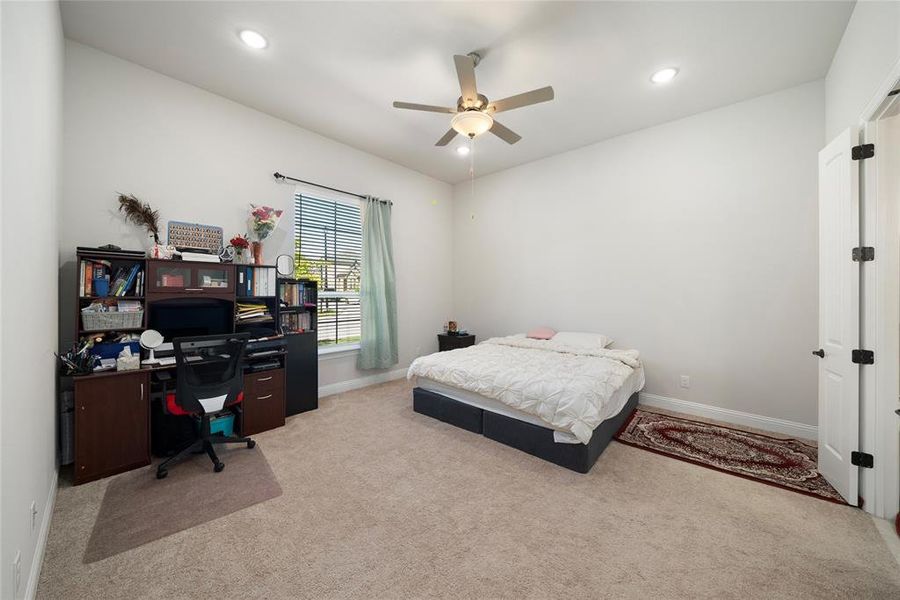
[{"xmin": 156, "ymin": 333, "xmax": 255, "ymax": 479}]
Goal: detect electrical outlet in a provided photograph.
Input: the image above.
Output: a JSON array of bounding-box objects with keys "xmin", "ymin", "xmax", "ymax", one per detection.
[
  {"xmin": 30, "ymin": 500, "xmax": 38, "ymax": 533},
  {"xmin": 11, "ymin": 551, "xmax": 21, "ymax": 598},
  {"xmin": 680, "ymin": 375, "xmax": 691, "ymax": 389}
]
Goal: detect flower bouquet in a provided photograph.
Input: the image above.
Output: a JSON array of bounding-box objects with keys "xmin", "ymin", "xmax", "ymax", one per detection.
[
  {"xmin": 247, "ymin": 204, "xmax": 283, "ymax": 265},
  {"xmin": 229, "ymin": 234, "xmax": 250, "ymax": 263}
]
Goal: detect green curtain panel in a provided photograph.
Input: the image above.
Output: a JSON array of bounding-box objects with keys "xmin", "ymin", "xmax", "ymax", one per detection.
[{"xmin": 357, "ymin": 197, "xmax": 398, "ymax": 370}]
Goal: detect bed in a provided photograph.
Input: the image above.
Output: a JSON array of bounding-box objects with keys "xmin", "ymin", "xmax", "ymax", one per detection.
[{"xmin": 407, "ymin": 334, "xmax": 644, "ymax": 473}]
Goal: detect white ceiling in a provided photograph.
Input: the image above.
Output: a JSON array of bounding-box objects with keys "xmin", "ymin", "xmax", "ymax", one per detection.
[{"xmin": 60, "ymin": 1, "xmax": 853, "ymax": 184}]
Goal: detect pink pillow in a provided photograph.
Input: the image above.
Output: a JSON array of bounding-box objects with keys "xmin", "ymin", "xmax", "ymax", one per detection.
[{"xmin": 527, "ymin": 327, "xmax": 556, "ymax": 340}]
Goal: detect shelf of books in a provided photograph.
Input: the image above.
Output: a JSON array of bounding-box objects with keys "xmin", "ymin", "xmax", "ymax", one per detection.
[
  {"xmin": 76, "ymin": 249, "xmax": 147, "ymax": 338},
  {"xmin": 277, "ymin": 278, "xmax": 317, "ymax": 334}
]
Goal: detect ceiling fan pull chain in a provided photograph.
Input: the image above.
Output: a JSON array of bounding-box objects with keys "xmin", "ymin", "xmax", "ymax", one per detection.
[{"xmin": 470, "ymin": 137, "xmax": 476, "ymax": 199}]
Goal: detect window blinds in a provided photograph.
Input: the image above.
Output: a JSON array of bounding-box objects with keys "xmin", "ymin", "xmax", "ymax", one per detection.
[{"xmin": 294, "ymin": 194, "xmax": 362, "ymax": 346}]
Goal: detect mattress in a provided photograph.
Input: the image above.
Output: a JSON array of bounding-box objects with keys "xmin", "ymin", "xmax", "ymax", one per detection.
[{"xmin": 416, "ymin": 365, "xmax": 645, "ymax": 444}]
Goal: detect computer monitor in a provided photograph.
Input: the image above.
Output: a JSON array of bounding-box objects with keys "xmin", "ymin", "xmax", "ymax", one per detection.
[{"xmin": 147, "ymin": 298, "xmax": 233, "ymax": 342}]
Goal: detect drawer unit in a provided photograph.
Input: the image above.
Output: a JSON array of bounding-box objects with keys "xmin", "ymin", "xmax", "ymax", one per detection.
[
  {"xmin": 438, "ymin": 334, "xmax": 476, "ymax": 352},
  {"xmin": 241, "ymin": 368, "xmax": 285, "ymax": 435}
]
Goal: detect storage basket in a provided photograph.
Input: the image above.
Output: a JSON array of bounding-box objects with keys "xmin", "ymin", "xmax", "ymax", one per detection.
[{"xmin": 81, "ymin": 310, "xmax": 144, "ymax": 332}]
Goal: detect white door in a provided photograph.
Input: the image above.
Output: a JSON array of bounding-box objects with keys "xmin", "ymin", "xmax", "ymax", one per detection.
[{"xmin": 817, "ymin": 127, "xmax": 860, "ymax": 505}]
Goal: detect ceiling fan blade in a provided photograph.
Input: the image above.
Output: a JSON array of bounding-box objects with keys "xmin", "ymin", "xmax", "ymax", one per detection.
[
  {"xmin": 453, "ymin": 54, "xmax": 478, "ymax": 103},
  {"xmin": 393, "ymin": 101, "xmax": 456, "ymax": 114},
  {"xmin": 489, "ymin": 86, "xmax": 555, "ymax": 113},
  {"xmin": 435, "ymin": 128, "xmax": 458, "ymax": 146},
  {"xmin": 489, "ymin": 120, "xmax": 522, "ymax": 145}
]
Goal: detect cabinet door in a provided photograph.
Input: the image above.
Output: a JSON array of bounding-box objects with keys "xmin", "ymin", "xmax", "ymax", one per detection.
[
  {"xmin": 285, "ymin": 332, "xmax": 318, "ymax": 415},
  {"xmin": 74, "ymin": 372, "xmax": 150, "ymax": 484},
  {"xmin": 242, "ymin": 369, "xmax": 286, "ymax": 435},
  {"xmin": 148, "ymin": 262, "xmax": 193, "ymax": 293},
  {"xmin": 195, "ymin": 265, "xmax": 234, "ymax": 293}
]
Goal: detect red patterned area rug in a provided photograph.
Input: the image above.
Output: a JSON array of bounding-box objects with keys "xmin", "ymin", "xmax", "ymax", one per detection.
[{"xmin": 615, "ymin": 409, "xmax": 846, "ymax": 504}]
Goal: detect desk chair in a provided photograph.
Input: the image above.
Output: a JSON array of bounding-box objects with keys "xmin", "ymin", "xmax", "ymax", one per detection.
[{"xmin": 156, "ymin": 333, "xmax": 255, "ymax": 479}]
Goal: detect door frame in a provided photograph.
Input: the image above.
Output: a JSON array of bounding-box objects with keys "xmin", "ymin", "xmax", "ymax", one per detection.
[{"xmin": 858, "ymin": 61, "xmax": 900, "ymax": 520}]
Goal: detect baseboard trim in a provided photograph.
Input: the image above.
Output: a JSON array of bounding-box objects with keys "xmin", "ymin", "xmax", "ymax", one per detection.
[
  {"xmin": 25, "ymin": 468, "xmax": 58, "ymax": 600},
  {"xmin": 638, "ymin": 392, "xmax": 818, "ymax": 440},
  {"xmin": 319, "ymin": 368, "xmax": 407, "ymax": 398}
]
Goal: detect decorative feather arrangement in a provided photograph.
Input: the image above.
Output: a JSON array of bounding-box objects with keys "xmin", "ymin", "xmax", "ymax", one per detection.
[{"xmin": 117, "ymin": 193, "xmax": 161, "ymax": 244}]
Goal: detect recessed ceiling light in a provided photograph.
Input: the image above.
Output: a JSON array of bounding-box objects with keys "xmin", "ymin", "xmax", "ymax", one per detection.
[
  {"xmin": 456, "ymin": 146, "xmax": 471, "ymax": 156},
  {"xmin": 650, "ymin": 67, "xmax": 678, "ymax": 84},
  {"xmin": 239, "ymin": 30, "xmax": 268, "ymax": 49}
]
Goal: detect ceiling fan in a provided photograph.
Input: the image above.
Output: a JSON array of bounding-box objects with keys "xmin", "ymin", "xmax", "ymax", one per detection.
[{"xmin": 393, "ymin": 52, "xmax": 554, "ymax": 146}]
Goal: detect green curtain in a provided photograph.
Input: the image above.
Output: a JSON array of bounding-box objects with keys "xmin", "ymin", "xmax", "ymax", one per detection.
[{"xmin": 357, "ymin": 197, "xmax": 398, "ymax": 370}]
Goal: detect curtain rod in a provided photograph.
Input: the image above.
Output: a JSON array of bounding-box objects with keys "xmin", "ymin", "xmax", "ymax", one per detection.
[{"xmin": 273, "ymin": 172, "xmax": 392, "ymax": 205}]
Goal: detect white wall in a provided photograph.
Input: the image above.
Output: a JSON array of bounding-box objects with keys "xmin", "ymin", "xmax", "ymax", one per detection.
[
  {"xmin": 62, "ymin": 41, "xmax": 453, "ymax": 388},
  {"xmin": 826, "ymin": 1, "xmax": 900, "ymax": 138},
  {"xmin": 1, "ymin": 1, "xmax": 64, "ymax": 598},
  {"xmin": 452, "ymin": 81, "xmax": 824, "ymax": 426}
]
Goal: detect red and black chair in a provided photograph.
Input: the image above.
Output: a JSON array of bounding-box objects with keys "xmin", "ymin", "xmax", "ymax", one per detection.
[{"xmin": 156, "ymin": 333, "xmax": 255, "ymax": 479}]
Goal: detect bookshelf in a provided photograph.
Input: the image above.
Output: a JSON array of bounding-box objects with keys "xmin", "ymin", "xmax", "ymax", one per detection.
[
  {"xmin": 277, "ymin": 278, "xmax": 317, "ymax": 334},
  {"xmin": 277, "ymin": 277, "xmax": 319, "ymax": 415},
  {"xmin": 76, "ymin": 249, "xmax": 147, "ymax": 339}
]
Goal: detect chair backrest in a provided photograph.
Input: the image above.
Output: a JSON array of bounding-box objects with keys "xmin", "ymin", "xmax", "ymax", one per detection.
[{"xmin": 172, "ymin": 333, "xmax": 250, "ymax": 415}]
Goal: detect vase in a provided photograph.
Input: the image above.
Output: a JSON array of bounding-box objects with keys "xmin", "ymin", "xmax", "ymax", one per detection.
[
  {"xmin": 234, "ymin": 249, "xmax": 245, "ymax": 264},
  {"xmin": 252, "ymin": 241, "xmax": 263, "ymax": 265}
]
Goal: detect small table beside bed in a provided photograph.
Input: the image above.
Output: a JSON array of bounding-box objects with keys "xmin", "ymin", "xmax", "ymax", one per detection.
[{"xmin": 407, "ymin": 332, "xmax": 644, "ymax": 473}]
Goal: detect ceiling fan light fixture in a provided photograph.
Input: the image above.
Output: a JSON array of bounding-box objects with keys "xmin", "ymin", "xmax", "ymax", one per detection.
[
  {"xmin": 239, "ymin": 29, "xmax": 268, "ymax": 49},
  {"xmin": 650, "ymin": 67, "xmax": 678, "ymax": 84},
  {"xmin": 451, "ymin": 110, "xmax": 493, "ymax": 138}
]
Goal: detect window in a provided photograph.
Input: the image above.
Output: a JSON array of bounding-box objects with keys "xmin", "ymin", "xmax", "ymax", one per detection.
[{"xmin": 294, "ymin": 194, "xmax": 362, "ymax": 348}]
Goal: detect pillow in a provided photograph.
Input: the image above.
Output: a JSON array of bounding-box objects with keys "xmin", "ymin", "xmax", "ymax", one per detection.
[
  {"xmin": 553, "ymin": 331, "xmax": 613, "ymax": 349},
  {"xmin": 526, "ymin": 326, "xmax": 556, "ymax": 340}
]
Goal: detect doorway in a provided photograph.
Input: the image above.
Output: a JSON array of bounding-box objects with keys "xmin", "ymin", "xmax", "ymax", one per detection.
[{"xmin": 859, "ymin": 88, "xmax": 900, "ymax": 522}]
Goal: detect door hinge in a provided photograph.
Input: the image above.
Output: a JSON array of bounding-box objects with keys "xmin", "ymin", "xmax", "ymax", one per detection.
[
  {"xmin": 850, "ymin": 451, "xmax": 874, "ymax": 468},
  {"xmin": 852, "ymin": 246, "xmax": 875, "ymax": 262},
  {"xmin": 851, "ymin": 349, "xmax": 874, "ymax": 364},
  {"xmin": 851, "ymin": 144, "xmax": 875, "ymax": 160}
]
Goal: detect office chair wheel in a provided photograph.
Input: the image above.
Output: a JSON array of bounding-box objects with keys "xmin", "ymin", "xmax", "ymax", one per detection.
[
  {"xmin": 247, "ymin": 440, "xmax": 256, "ymax": 449},
  {"xmin": 156, "ymin": 468, "xmax": 168, "ymax": 480},
  {"xmin": 214, "ymin": 461, "xmax": 225, "ymax": 473}
]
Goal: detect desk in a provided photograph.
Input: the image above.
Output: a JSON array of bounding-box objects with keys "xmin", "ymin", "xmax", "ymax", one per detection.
[
  {"xmin": 69, "ymin": 251, "xmax": 317, "ymax": 484},
  {"xmin": 72, "ymin": 356, "xmax": 286, "ymax": 485}
]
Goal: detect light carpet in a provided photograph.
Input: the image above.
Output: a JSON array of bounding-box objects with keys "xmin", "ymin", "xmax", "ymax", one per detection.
[{"xmin": 37, "ymin": 378, "xmax": 900, "ymax": 599}]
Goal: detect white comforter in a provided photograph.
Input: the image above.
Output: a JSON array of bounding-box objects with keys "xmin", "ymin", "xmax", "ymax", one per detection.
[{"xmin": 407, "ymin": 335, "xmax": 640, "ymax": 443}]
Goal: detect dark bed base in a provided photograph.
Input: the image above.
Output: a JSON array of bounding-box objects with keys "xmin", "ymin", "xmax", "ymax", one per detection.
[{"xmin": 412, "ymin": 387, "xmax": 639, "ymax": 473}]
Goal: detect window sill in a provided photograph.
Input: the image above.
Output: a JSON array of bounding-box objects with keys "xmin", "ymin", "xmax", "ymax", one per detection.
[{"xmin": 318, "ymin": 343, "xmax": 361, "ymax": 360}]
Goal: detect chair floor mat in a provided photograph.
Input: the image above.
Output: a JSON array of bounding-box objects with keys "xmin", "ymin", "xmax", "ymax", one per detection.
[{"xmin": 83, "ymin": 445, "xmax": 282, "ymax": 563}]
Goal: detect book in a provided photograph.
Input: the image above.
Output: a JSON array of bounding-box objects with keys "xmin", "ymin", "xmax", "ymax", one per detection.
[
  {"xmin": 85, "ymin": 262, "xmax": 94, "ymax": 296},
  {"xmin": 238, "ymin": 312, "xmax": 267, "ymax": 320},
  {"xmin": 109, "ymin": 268, "xmax": 126, "ymax": 296},
  {"xmin": 117, "ymin": 300, "xmax": 142, "ymax": 312},
  {"xmin": 120, "ymin": 264, "xmax": 141, "ymax": 296}
]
